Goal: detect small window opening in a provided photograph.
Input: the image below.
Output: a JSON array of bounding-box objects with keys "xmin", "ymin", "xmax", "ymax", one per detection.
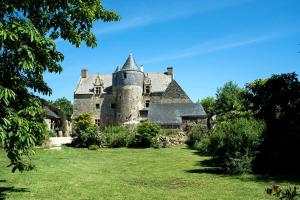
[
  {"xmin": 145, "ymin": 85, "xmax": 150, "ymax": 94},
  {"xmin": 95, "ymin": 119, "xmax": 101, "ymax": 126},
  {"xmin": 111, "ymin": 104, "xmax": 116, "ymax": 109},
  {"xmin": 145, "ymin": 100, "xmax": 150, "ymax": 108},
  {"xmin": 96, "ymin": 104, "xmax": 100, "ymax": 109},
  {"xmin": 123, "ymin": 72, "xmax": 127, "ymax": 79},
  {"xmin": 95, "ymin": 87, "xmax": 101, "ymax": 95}
]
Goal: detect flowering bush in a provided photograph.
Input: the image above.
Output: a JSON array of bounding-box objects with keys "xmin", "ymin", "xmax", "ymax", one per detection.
[{"xmin": 266, "ymin": 184, "xmax": 300, "ymax": 200}]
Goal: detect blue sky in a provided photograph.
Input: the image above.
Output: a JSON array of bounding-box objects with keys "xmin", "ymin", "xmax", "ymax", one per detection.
[{"xmin": 44, "ymin": 0, "xmax": 300, "ymax": 102}]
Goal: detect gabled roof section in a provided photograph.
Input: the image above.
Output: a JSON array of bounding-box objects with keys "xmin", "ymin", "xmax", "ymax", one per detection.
[
  {"xmin": 75, "ymin": 74, "xmax": 112, "ymax": 95},
  {"xmin": 122, "ymin": 54, "xmax": 139, "ymax": 70},
  {"xmin": 94, "ymin": 74, "xmax": 103, "ymax": 86},
  {"xmin": 148, "ymin": 103, "xmax": 207, "ymax": 125},
  {"xmin": 162, "ymin": 80, "xmax": 192, "ymax": 101},
  {"xmin": 146, "ymin": 72, "xmax": 172, "ymax": 93},
  {"xmin": 44, "ymin": 106, "xmax": 60, "ymax": 119}
]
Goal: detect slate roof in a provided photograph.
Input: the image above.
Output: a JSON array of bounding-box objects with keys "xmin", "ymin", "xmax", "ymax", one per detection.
[
  {"xmin": 75, "ymin": 72, "xmax": 172, "ymax": 95},
  {"xmin": 44, "ymin": 106, "xmax": 60, "ymax": 119},
  {"xmin": 148, "ymin": 103, "xmax": 207, "ymax": 125},
  {"xmin": 75, "ymin": 74, "xmax": 112, "ymax": 95},
  {"xmin": 122, "ymin": 54, "xmax": 139, "ymax": 70}
]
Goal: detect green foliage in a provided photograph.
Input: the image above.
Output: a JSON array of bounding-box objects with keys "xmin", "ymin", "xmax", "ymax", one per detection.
[
  {"xmin": 199, "ymin": 97, "xmax": 216, "ymax": 116},
  {"xmin": 103, "ymin": 126, "xmax": 129, "ymax": 148},
  {"xmin": 186, "ymin": 124, "xmax": 208, "ymax": 148},
  {"xmin": 215, "ymin": 81, "xmax": 244, "ymax": 114},
  {"xmin": 197, "ymin": 118, "xmax": 265, "ymax": 174},
  {"xmin": 51, "ymin": 97, "xmax": 73, "ymax": 121},
  {"xmin": 159, "ymin": 129, "xmax": 180, "ymax": 136},
  {"xmin": 71, "ymin": 113, "xmax": 102, "ymax": 148},
  {"xmin": 266, "ymin": 184, "xmax": 300, "ymax": 200},
  {"xmin": 128, "ymin": 121, "xmax": 161, "ymax": 148},
  {"xmin": 0, "ymin": 1, "xmax": 119, "ymax": 171},
  {"xmin": 88, "ymin": 145, "xmax": 99, "ymax": 151},
  {"xmin": 244, "ymin": 73, "xmax": 300, "ymax": 175}
]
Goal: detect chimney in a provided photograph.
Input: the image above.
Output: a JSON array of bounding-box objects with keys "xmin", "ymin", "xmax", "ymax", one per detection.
[
  {"xmin": 81, "ymin": 69, "xmax": 88, "ymax": 78},
  {"xmin": 167, "ymin": 67, "xmax": 173, "ymax": 77}
]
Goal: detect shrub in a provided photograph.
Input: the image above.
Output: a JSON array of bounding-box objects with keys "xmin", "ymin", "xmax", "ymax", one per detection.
[
  {"xmin": 128, "ymin": 121, "xmax": 160, "ymax": 148},
  {"xmin": 266, "ymin": 184, "xmax": 300, "ymax": 200},
  {"xmin": 197, "ymin": 118, "xmax": 265, "ymax": 174},
  {"xmin": 159, "ymin": 129, "xmax": 180, "ymax": 136},
  {"xmin": 186, "ymin": 124, "xmax": 208, "ymax": 148},
  {"xmin": 71, "ymin": 113, "xmax": 102, "ymax": 147},
  {"xmin": 103, "ymin": 126, "xmax": 129, "ymax": 148},
  {"xmin": 88, "ymin": 145, "xmax": 99, "ymax": 150}
]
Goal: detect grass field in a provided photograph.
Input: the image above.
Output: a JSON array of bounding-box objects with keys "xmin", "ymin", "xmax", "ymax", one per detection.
[{"xmin": 0, "ymin": 146, "xmax": 295, "ymax": 200}]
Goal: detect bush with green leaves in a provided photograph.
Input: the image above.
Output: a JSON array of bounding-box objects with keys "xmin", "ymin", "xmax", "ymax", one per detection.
[
  {"xmin": 103, "ymin": 126, "xmax": 129, "ymax": 148},
  {"xmin": 197, "ymin": 118, "xmax": 265, "ymax": 174},
  {"xmin": 88, "ymin": 145, "xmax": 99, "ymax": 150},
  {"xmin": 128, "ymin": 121, "xmax": 160, "ymax": 148},
  {"xmin": 71, "ymin": 113, "xmax": 102, "ymax": 148},
  {"xmin": 186, "ymin": 124, "xmax": 208, "ymax": 148},
  {"xmin": 266, "ymin": 184, "xmax": 300, "ymax": 200}
]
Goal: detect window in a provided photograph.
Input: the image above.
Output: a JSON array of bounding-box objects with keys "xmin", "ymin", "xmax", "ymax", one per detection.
[
  {"xmin": 95, "ymin": 87, "xmax": 101, "ymax": 95},
  {"xmin": 96, "ymin": 104, "xmax": 100, "ymax": 109},
  {"xmin": 145, "ymin": 100, "xmax": 150, "ymax": 108},
  {"xmin": 145, "ymin": 85, "xmax": 150, "ymax": 94},
  {"xmin": 123, "ymin": 72, "xmax": 127, "ymax": 79},
  {"xmin": 95, "ymin": 119, "xmax": 101, "ymax": 126},
  {"xmin": 111, "ymin": 103, "xmax": 116, "ymax": 109},
  {"xmin": 140, "ymin": 110, "xmax": 148, "ymax": 118}
]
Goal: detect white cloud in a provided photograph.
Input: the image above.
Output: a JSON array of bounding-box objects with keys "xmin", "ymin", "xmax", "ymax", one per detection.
[{"xmin": 141, "ymin": 33, "xmax": 284, "ymax": 64}]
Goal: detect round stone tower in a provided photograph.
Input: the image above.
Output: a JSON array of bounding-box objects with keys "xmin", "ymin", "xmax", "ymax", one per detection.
[{"xmin": 112, "ymin": 54, "xmax": 144, "ymax": 125}]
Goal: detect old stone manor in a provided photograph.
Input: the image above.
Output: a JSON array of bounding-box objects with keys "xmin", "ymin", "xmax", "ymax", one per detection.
[{"xmin": 73, "ymin": 54, "xmax": 206, "ymax": 128}]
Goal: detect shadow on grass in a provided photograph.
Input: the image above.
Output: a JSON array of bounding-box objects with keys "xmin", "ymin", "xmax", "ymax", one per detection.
[
  {"xmin": 186, "ymin": 157, "xmax": 300, "ymax": 184},
  {"xmin": 0, "ymin": 185, "xmax": 29, "ymax": 200}
]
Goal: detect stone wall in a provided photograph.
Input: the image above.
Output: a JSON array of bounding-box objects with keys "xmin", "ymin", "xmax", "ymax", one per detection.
[
  {"xmin": 73, "ymin": 93, "xmax": 114, "ymax": 126},
  {"xmin": 114, "ymin": 85, "xmax": 143, "ymax": 124}
]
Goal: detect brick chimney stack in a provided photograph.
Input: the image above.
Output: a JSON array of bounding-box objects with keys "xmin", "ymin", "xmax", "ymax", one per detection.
[
  {"xmin": 167, "ymin": 67, "xmax": 174, "ymax": 78},
  {"xmin": 81, "ymin": 69, "xmax": 88, "ymax": 78}
]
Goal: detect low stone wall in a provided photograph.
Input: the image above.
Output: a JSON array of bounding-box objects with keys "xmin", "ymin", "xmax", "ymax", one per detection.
[{"xmin": 158, "ymin": 132, "xmax": 187, "ymax": 146}]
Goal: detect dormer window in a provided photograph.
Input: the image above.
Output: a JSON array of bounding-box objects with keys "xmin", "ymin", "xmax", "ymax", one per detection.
[
  {"xmin": 94, "ymin": 74, "xmax": 103, "ymax": 95},
  {"xmin": 95, "ymin": 87, "xmax": 101, "ymax": 95}
]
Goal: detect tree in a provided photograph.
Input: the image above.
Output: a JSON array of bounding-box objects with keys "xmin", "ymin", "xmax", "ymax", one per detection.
[
  {"xmin": 0, "ymin": 1, "xmax": 120, "ymax": 172},
  {"xmin": 199, "ymin": 97, "xmax": 216, "ymax": 129},
  {"xmin": 51, "ymin": 97, "xmax": 73, "ymax": 121},
  {"xmin": 215, "ymin": 81, "xmax": 244, "ymax": 113},
  {"xmin": 243, "ymin": 72, "xmax": 300, "ymax": 175},
  {"xmin": 214, "ymin": 81, "xmax": 250, "ymax": 122}
]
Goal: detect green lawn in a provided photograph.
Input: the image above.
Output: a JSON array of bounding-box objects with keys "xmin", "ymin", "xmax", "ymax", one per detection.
[{"xmin": 0, "ymin": 146, "xmax": 294, "ymax": 200}]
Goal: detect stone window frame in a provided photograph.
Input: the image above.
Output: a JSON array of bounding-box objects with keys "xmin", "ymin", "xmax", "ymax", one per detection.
[
  {"xmin": 145, "ymin": 85, "xmax": 151, "ymax": 94},
  {"xmin": 95, "ymin": 119, "xmax": 101, "ymax": 126},
  {"xmin": 95, "ymin": 86, "xmax": 102, "ymax": 95},
  {"xmin": 145, "ymin": 100, "xmax": 150, "ymax": 108}
]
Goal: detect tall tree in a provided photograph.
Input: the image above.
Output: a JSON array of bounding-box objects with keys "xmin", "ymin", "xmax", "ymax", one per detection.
[
  {"xmin": 0, "ymin": 1, "xmax": 119, "ymax": 172},
  {"xmin": 198, "ymin": 97, "xmax": 216, "ymax": 129},
  {"xmin": 51, "ymin": 97, "xmax": 73, "ymax": 121},
  {"xmin": 244, "ymin": 72, "xmax": 300, "ymax": 175}
]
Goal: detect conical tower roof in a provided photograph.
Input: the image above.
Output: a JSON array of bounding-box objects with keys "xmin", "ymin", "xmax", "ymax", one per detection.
[{"xmin": 121, "ymin": 54, "xmax": 139, "ymax": 70}]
